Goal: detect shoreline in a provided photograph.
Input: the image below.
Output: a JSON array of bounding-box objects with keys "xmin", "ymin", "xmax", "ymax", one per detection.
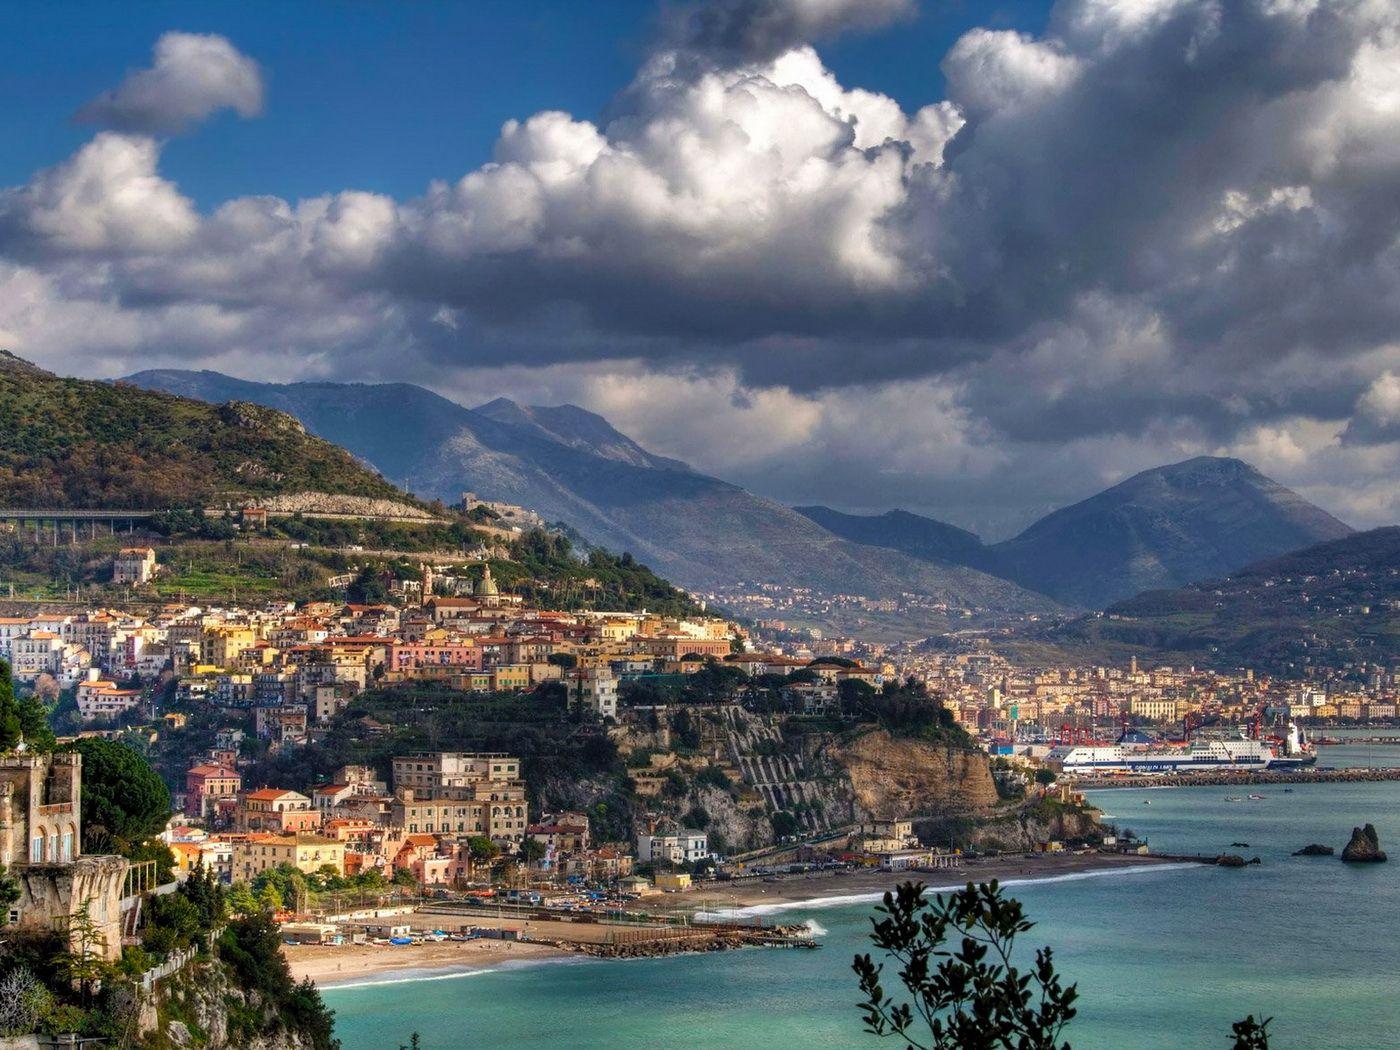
[
  {"xmin": 649, "ymin": 851, "xmax": 1183, "ymax": 915},
  {"xmin": 300, "ymin": 853, "xmax": 1184, "ymax": 990},
  {"xmin": 288, "ymin": 938, "xmax": 568, "ymax": 988}
]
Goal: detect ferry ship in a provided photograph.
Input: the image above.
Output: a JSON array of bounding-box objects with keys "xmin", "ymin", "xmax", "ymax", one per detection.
[{"xmin": 1049, "ymin": 723, "xmax": 1316, "ymax": 774}]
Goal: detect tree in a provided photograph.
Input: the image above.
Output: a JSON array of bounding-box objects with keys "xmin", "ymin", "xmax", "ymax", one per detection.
[
  {"xmin": 855, "ymin": 881, "xmax": 1270, "ymax": 1050},
  {"xmin": 1033, "ymin": 768, "xmax": 1057, "ymax": 787},
  {"xmin": 0, "ymin": 661, "xmax": 22, "ymax": 751},
  {"xmin": 256, "ymin": 882, "xmax": 284, "ymax": 913},
  {"xmin": 59, "ymin": 899, "xmax": 110, "ymax": 1001},
  {"xmin": 0, "ymin": 863, "xmax": 19, "ymax": 925},
  {"xmin": 521, "ymin": 838, "xmax": 547, "ymax": 866},
  {"xmin": 15, "ymin": 693, "xmax": 55, "ymax": 752},
  {"xmin": 58, "ymin": 738, "xmax": 171, "ymax": 854},
  {"xmin": 0, "ymin": 967, "xmax": 52, "ymax": 1037},
  {"xmin": 466, "ymin": 836, "xmax": 500, "ymax": 862},
  {"xmin": 771, "ymin": 811, "xmax": 800, "ymax": 839},
  {"xmin": 227, "ymin": 881, "xmax": 257, "ymax": 916}
]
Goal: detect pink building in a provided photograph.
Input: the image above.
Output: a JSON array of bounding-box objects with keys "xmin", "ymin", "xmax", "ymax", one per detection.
[{"xmin": 387, "ymin": 643, "xmax": 483, "ymax": 673}]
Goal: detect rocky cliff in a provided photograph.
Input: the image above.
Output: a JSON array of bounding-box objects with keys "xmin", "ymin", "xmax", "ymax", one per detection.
[
  {"xmin": 829, "ymin": 730, "xmax": 999, "ymax": 820},
  {"xmin": 147, "ymin": 962, "xmax": 319, "ymax": 1050},
  {"xmin": 963, "ymin": 797, "xmax": 1105, "ymax": 852}
]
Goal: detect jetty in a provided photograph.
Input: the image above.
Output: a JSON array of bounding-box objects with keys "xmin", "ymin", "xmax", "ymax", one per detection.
[
  {"xmin": 1069, "ymin": 767, "xmax": 1400, "ymax": 789},
  {"xmin": 410, "ymin": 901, "xmax": 819, "ymax": 959}
]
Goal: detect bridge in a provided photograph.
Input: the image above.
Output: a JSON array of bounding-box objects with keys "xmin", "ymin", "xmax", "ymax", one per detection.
[{"xmin": 0, "ymin": 508, "xmax": 155, "ymax": 544}]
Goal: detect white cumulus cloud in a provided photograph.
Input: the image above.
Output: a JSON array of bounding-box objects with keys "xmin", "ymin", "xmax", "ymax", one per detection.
[{"xmin": 76, "ymin": 31, "xmax": 264, "ymax": 135}]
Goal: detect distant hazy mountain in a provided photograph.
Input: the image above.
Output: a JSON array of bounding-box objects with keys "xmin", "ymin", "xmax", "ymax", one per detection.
[
  {"xmin": 991, "ymin": 456, "xmax": 1353, "ymax": 608},
  {"xmin": 1042, "ymin": 527, "xmax": 1400, "ymax": 672},
  {"xmin": 473, "ymin": 398, "xmax": 692, "ymax": 473},
  {"xmin": 794, "ymin": 506, "xmax": 999, "ymax": 573},
  {"xmin": 126, "ymin": 369, "xmax": 1053, "ymax": 613}
]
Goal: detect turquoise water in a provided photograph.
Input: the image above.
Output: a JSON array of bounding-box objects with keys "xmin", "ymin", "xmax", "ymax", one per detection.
[{"xmin": 327, "ymin": 767, "xmax": 1400, "ymax": 1049}]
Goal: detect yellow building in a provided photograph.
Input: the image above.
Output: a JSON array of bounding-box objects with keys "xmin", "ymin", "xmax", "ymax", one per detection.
[
  {"xmin": 491, "ymin": 665, "xmax": 531, "ymax": 691},
  {"xmin": 201, "ymin": 625, "xmax": 259, "ymax": 669},
  {"xmin": 233, "ymin": 833, "xmax": 346, "ymax": 881}
]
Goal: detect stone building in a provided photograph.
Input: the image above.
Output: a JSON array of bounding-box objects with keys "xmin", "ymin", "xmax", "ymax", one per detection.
[
  {"xmin": 0, "ymin": 752, "xmax": 128, "ymax": 961},
  {"xmin": 113, "ymin": 547, "xmax": 158, "ymax": 585}
]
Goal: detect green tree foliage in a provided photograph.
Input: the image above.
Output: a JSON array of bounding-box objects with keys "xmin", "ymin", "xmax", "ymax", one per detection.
[
  {"xmin": 218, "ymin": 914, "xmax": 339, "ymax": 1050},
  {"xmin": 495, "ymin": 530, "xmax": 702, "ymax": 616},
  {"xmin": 253, "ymin": 865, "xmax": 310, "ymax": 912},
  {"xmin": 771, "ymin": 811, "xmax": 800, "ymax": 839},
  {"xmin": 0, "ymin": 864, "xmax": 19, "ymax": 925},
  {"xmin": 58, "ymin": 738, "xmax": 171, "ymax": 854},
  {"xmin": 0, "ymin": 357, "xmax": 418, "ymax": 511},
  {"xmin": 227, "ymin": 882, "xmax": 257, "ymax": 916},
  {"xmin": 0, "ymin": 662, "xmax": 21, "ymax": 751},
  {"xmin": 180, "ymin": 865, "xmax": 227, "ymax": 932},
  {"xmin": 141, "ymin": 892, "xmax": 202, "ymax": 957},
  {"xmin": 855, "ymin": 881, "xmax": 1270, "ymax": 1050},
  {"xmin": 58, "ymin": 900, "xmax": 110, "ymax": 1002},
  {"xmin": 466, "ymin": 836, "xmax": 499, "ymax": 861},
  {"xmin": 346, "ymin": 566, "xmax": 391, "ymax": 605}
]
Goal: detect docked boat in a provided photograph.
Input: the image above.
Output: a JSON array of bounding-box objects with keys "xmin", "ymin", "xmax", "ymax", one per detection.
[{"xmin": 1049, "ymin": 723, "xmax": 1317, "ymax": 775}]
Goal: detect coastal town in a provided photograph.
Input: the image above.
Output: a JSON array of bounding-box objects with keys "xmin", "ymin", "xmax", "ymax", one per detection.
[{"xmin": 0, "ymin": 446, "xmax": 1392, "ymax": 1044}]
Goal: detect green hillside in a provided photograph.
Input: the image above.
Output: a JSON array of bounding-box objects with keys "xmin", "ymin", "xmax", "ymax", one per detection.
[
  {"xmin": 1030, "ymin": 527, "xmax": 1400, "ymax": 674},
  {"xmin": 0, "ymin": 351, "xmax": 419, "ymax": 509}
]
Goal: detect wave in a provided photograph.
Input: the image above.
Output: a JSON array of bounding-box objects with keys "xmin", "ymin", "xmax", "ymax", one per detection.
[
  {"xmin": 323, "ymin": 967, "xmax": 496, "ymax": 991},
  {"xmin": 704, "ymin": 863, "xmax": 1195, "ymax": 919},
  {"xmin": 321, "ymin": 954, "xmax": 584, "ymax": 992}
]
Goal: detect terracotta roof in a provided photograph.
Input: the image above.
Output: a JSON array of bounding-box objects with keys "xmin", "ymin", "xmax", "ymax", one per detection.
[
  {"xmin": 188, "ymin": 764, "xmax": 239, "ymax": 778},
  {"xmin": 243, "ymin": 788, "xmax": 304, "ymax": 802}
]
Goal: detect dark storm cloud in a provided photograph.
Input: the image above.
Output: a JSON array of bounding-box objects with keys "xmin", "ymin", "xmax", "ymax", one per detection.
[{"xmin": 3, "ymin": 0, "xmax": 1400, "ymax": 527}]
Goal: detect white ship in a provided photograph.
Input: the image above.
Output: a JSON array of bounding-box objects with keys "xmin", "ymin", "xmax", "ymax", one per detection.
[{"xmin": 1050, "ymin": 724, "xmax": 1316, "ymax": 774}]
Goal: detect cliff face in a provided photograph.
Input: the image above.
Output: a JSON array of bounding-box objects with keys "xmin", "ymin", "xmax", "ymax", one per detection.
[
  {"xmin": 151, "ymin": 963, "xmax": 316, "ymax": 1050},
  {"xmin": 829, "ymin": 730, "xmax": 999, "ymax": 820},
  {"xmin": 967, "ymin": 799, "xmax": 1104, "ymax": 852}
]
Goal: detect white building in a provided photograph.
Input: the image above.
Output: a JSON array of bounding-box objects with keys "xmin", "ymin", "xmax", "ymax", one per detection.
[
  {"xmin": 75, "ymin": 671, "xmax": 143, "ymax": 722},
  {"xmin": 637, "ymin": 829, "xmax": 709, "ymax": 865},
  {"xmin": 567, "ymin": 667, "xmax": 618, "ymax": 720}
]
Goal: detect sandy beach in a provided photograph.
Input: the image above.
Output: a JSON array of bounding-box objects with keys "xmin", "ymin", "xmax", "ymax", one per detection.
[
  {"xmin": 286, "ymin": 938, "xmax": 567, "ymax": 987},
  {"xmin": 288, "ymin": 852, "xmax": 1182, "ymax": 987}
]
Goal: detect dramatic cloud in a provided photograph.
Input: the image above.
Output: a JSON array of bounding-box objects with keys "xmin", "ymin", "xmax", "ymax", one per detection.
[
  {"xmin": 75, "ymin": 31, "xmax": 264, "ymax": 134},
  {"xmin": 661, "ymin": 0, "xmax": 916, "ymax": 66},
  {"xmin": 4, "ymin": 0, "xmax": 1400, "ymax": 529}
]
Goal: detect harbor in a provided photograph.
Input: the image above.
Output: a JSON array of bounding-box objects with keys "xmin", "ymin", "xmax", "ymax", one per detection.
[{"xmin": 1068, "ymin": 766, "xmax": 1400, "ymax": 789}]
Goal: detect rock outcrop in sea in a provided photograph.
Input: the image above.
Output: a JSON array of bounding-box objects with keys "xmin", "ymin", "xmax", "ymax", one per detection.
[
  {"xmin": 1341, "ymin": 824, "xmax": 1387, "ymax": 863},
  {"xmin": 1293, "ymin": 844, "xmax": 1335, "ymax": 856}
]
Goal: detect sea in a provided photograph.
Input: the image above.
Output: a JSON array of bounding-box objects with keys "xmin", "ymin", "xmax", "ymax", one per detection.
[{"xmin": 326, "ymin": 740, "xmax": 1400, "ymax": 1049}]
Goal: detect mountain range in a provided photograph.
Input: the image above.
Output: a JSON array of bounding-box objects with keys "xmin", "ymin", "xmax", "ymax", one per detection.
[
  {"xmin": 802, "ymin": 457, "xmax": 1353, "ymax": 607},
  {"xmin": 126, "ymin": 369, "xmax": 1050, "ymax": 617},
  {"xmin": 126, "ymin": 369, "xmax": 1356, "ymax": 612}
]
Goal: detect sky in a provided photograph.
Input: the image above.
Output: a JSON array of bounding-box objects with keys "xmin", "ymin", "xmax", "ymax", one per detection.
[{"xmin": 1, "ymin": 0, "xmax": 1398, "ymax": 539}]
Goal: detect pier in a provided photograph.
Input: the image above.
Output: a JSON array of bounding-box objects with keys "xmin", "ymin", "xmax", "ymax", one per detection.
[
  {"xmin": 1070, "ymin": 767, "xmax": 1400, "ymax": 789},
  {"xmin": 409, "ymin": 901, "xmax": 819, "ymax": 958}
]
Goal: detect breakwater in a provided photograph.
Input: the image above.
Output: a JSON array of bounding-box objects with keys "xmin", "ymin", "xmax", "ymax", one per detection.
[{"xmin": 1070, "ymin": 767, "xmax": 1400, "ymax": 789}]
